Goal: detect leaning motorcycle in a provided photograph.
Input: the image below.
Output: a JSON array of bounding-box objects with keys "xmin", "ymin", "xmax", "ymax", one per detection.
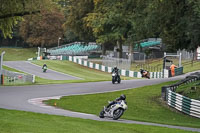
[
  {"xmin": 99, "ymin": 100, "xmax": 127, "ymax": 120},
  {"xmin": 140, "ymin": 69, "xmax": 150, "ymax": 79},
  {"xmin": 42, "ymin": 66, "xmax": 47, "ymax": 72},
  {"xmin": 112, "ymin": 71, "xmax": 121, "ymax": 84}
]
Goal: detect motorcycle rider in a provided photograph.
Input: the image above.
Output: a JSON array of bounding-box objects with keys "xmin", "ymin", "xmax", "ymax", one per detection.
[
  {"xmin": 112, "ymin": 66, "xmax": 119, "ymax": 76},
  {"xmin": 105, "ymin": 94, "xmax": 126, "ymax": 112},
  {"xmin": 140, "ymin": 68, "xmax": 149, "ymax": 79},
  {"xmin": 42, "ymin": 64, "xmax": 47, "ymax": 69},
  {"xmin": 140, "ymin": 69, "xmax": 147, "ymax": 76}
]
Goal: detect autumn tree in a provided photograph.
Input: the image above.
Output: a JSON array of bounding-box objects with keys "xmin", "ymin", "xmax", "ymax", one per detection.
[
  {"xmin": 19, "ymin": 7, "xmax": 65, "ymax": 47},
  {"xmin": 0, "ymin": 0, "xmax": 51, "ymax": 38}
]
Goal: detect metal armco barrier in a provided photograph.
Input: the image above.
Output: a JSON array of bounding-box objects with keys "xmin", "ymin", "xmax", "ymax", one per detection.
[
  {"xmin": 167, "ymin": 89, "xmax": 200, "ymax": 118},
  {"xmin": 162, "ymin": 72, "xmax": 200, "ymax": 119}
]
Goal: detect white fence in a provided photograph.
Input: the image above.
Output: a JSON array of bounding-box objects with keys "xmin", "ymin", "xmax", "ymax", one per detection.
[{"xmin": 0, "ymin": 70, "xmax": 35, "ymax": 85}]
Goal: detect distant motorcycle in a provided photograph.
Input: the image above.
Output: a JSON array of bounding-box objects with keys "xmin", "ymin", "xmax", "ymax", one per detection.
[
  {"xmin": 112, "ymin": 71, "xmax": 121, "ymax": 84},
  {"xmin": 140, "ymin": 69, "xmax": 150, "ymax": 79},
  {"xmin": 99, "ymin": 100, "xmax": 128, "ymax": 120},
  {"xmin": 42, "ymin": 66, "xmax": 47, "ymax": 73}
]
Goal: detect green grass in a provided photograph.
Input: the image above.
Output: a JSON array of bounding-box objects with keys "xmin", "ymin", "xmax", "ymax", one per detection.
[
  {"xmin": 0, "ymin": 48, "xmax": 37, "ymax": 61},
  {"xmin": 2, "ymin": 60, "xmax": 133, "ymax": 85},
  {"xmin": 183, "ymin": 61, "xmax": 200, "ymax": 73},
  {"xmin": 176, "ymin": 80, "xmax": 200, "ymax": 100},
  {"xmin": 3, "ymin": 65, "xmax": 26, "ymax": 74},
  {"xmin": 45, "ymin": 81, "xmax": 200, "ymax": 128},
  {"xmin": 32, "ymin": 60, "xmax": 133, "ymax": 84},
  {"xmin": 0, "ymin": 108, "xmax": 197, "ymax": 133}
]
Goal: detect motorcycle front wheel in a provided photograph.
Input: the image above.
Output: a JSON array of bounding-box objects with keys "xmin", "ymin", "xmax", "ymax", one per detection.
[
  {"xmin": 99, "ymin": 110, "xmax": 105, "ymax": 118},
  {"xmin": 112, "ymin": 77, "xmax": 115, "ymax": 84},
  {"xmin": 113, "ymin": 108, "xmax": 124, "ymax": 120}
]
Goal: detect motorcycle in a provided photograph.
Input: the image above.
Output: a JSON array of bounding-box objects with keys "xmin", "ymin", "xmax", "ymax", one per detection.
[
  {"xmin": 112, "ymin": 71, "xmax": 121, "ymax": 84},
  {"xmin": 42, "ymin": 66, "xmax": 47, "ymax": 72},
  {"xmin": 140, "ymin": 69, "xmax": 150, "ymax": 79},
  {"xmin": 99, "ymin": 100, "xmax": 128, "ymax": 120}
]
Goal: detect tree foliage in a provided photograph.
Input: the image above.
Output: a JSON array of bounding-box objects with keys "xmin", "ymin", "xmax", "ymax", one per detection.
[
  {"xmin": 63, "ymin": 0, "xmax": 95, "ymax": 42},
  {"xmin": 0, "ymin": 0, "xmax": 50, "ymax": 38},
  {"xmin": 1, "ymin": 0, "xmax": 200, "ymax": 52},
  {"xmin": 145, "ymin": 0, "xmax": 200, "ymax": 51},
  {"xmin": 19, "ymin": 7, "xmax": 65, "ymax": 47}
]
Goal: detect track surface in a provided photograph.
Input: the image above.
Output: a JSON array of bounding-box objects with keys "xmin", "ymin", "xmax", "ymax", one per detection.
[
  {"xmin": 1, "ymin": 61, "xmax": 200, "ymax": 132},
  {"xmin": 3, "ymin": 61, "xmax": 80, "ymax": 80}
]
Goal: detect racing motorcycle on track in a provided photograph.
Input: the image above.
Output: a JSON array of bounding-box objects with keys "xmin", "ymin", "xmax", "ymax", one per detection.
[
  {"xmin": 42, "ymin": 66, "xmax": 47, "ymax": 73},
  {"xmin": 140, "ymin": 69, "xmax": 150, "ymax": 79},
  {"xmin": 99, "ymin": 100, "xmax": 127, "ymax": 120},
  {"xmin": 112, "ymin": 71, "xmax": 121, "ymax": 84}
]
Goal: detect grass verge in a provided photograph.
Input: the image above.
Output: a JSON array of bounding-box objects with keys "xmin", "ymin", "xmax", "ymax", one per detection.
[
  {"xmin": 45, "ymin": 81, "xmax": 200, "ymax": 128},
  {"xmin": 32, "ymin": 60, "xmax": 133, "ymax": 84},
  {"xmin": 3, "ymin": 60, "xmax": 133, "ymax": 85},
  {"xmin": 176, "ymin": 80, "xmax": 200, "ymax": 100},
  {"xmin": 0, "ymin": 48, "xmax": 37, "ymax": 61},
  {"xmin": 0, "ymin": 108, "xmax": 196, "ymax": 133}
]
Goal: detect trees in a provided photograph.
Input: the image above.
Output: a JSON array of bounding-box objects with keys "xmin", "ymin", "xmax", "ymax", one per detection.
[
  {"xmin": 19, "ymin": 7, "xmax": 65, "ymax": 47},
  {"xmin": 84, "ymin": 0, "xmax": 136, "ymax": 57},
  {"xmin": 63, "ymin": 0, "xmax": 95, "ymax": 42},
  {"xmin": 0, "ymin": 0, "xmax": 48, "ymax": 38},
  {"xmin": 144, "ymin": 0, "xmax": 200, "ymax": 52},
  {"xmin": 1, "ymin": 0, "xmax": 199, "ymax": 53}
]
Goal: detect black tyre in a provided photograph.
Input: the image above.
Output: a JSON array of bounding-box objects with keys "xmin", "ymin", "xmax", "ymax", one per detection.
[
  {"xmin": 112, "ymin": 77, "xmax": 115, "ymax": 84},
  {"xmin": 113, "ymin": 108, "xmax": 124, "ymax": 120},
  {"xmin": 99, "ymin": 110, "xmax": 105, "ymax": 118},
  {"xmin": 117, "ymin": 76, "xmax": 121, "ymax": 83}
]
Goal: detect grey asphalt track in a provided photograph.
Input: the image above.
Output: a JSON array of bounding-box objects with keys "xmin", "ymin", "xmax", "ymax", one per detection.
[
  {"xmin": 3, "ymin": 61, "xmax": 81, "ymax": 80},
  {"xmin": 0, "ymin": 70, "xmax": 200, "ymax": 132}
]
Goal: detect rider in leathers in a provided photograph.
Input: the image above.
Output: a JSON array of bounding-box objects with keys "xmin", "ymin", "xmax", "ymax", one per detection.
[
  {"xmin": 105, "ymin": 94, "xmax": 126, "ymax": 111},
  {"xmin": 112, "ymin": 66, "xmax": 119, "ymax": 77}
]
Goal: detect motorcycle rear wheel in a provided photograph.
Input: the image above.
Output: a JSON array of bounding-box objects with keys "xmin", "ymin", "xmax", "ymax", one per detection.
[
  {"xmin": 113, "ymin": 108, "xmax": 124, "ymax": 120},
  {"xmin": 117, "ymin": 77, "xmax": 121, "ymax": 83}
]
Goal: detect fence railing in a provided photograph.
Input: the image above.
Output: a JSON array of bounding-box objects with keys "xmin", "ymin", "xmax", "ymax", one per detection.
[
  {"xmin": 64, "ymin": 56, "xmax": 165, "ymax": 79},
  {"xmin": 135, "ymin": 64, "xmax": 162, "ymax": 72},
  {"xmin": 0, "ymin": 70, "xmax": 35, "ymax": 85},
  {"xmin": 161, "ymin": 72, "xmax": 200, "ymax": 118},
  {"xmin": 102, "ymin": 56, "xmax": 131, "ymax": 70}
]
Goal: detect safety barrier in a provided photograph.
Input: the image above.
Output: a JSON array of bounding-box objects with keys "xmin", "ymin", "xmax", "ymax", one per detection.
[
  {"xmin": 0, "ymin": 70, "xmax": 35, "ymax": 85},
  {"xmin": 65, "ymin": 56, "xmax": 165, "ymax": 79},
  {"xmin": 167, "ymin": 89, "xmax": 200, "ymax": 118},
  {"xmin": 175, "ymin": 67, "xmax": 183, "ymax": 76},
  {"xmin": 162, "ymin": 72, "xmax": 200, "ymax": 118}
]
